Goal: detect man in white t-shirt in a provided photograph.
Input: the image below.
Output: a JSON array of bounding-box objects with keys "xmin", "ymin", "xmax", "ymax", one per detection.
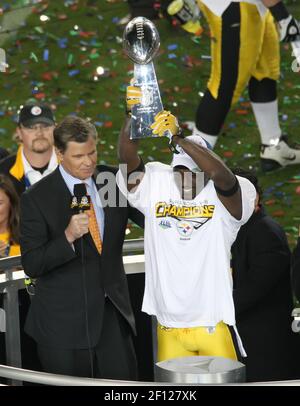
[{"xmin": 117, "ymin": 94, "xmax": 256, "ymax": 361}]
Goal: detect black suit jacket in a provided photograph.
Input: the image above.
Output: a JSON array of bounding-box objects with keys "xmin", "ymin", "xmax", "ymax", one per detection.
[
  {"xmin": 292, "ymin": 238, "xmax": 300, "ymax": 301},
  {"xmin": 0, "ymin": 154, "xmax": 26, "ymax": 196},
  {"xmin": 20, "ymin": 165, "xmax": 144, "ymax": 349},
  {"xmin": 231, "ymin": 207, "xmax": 300, "ymax": 382}
]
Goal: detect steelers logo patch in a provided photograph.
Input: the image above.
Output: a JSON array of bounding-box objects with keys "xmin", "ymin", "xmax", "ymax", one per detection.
[
  {"xmin": 176, "ymin": 221, "xmax": 193, "ymax": 237},
  {"xmin": 31, "ymin": 106, "xmax": 42, "ymax": 116}
]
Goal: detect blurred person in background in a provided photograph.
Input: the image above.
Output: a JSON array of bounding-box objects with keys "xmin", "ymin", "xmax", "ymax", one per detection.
[
  {"xmin": 0, "ymin": 104, "xmax": 57, "ymax": 196},
  {"xmin": 0, "ymin": 174, "xmax": 20, "ymax": 381},
  {"xmin": 0, "ymin": 174, "xmax": 20, "ymax": 258},
  {"xmin": 167, "ymin": 0, "xmax": 300, "ymax": 172},
  {"xmin": 231, "ymin": 168, "xmax": 300, "ymax": 382}
]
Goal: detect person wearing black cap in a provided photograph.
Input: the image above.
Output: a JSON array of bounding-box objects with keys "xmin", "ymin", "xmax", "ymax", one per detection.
[
  {"xmin": 117, "ymin": 84, "xmax": 257, "ymax": 363},
  {"xmin": 0, "ymin": 104, "xmax": 57, "ymax": 196}
]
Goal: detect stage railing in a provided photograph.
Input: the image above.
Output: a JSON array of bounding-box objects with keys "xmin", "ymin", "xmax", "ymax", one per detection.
[
  {"xmin": 0, "ymin": 239, "xmax": 145, "ymax": 386},
  {"xmin": 0, "ymin": 364, "xmax": 158, "ymax": 386},
  {"xmin": 1, "ymin": 239, "xmax": 300, "ymax": 386},
  {"xmin": 1, "ymin": 364, "xmax": 300, "ymax": 386}
]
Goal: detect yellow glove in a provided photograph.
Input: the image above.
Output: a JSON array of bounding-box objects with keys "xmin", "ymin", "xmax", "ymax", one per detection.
[
  {"xmin": 167, "ymin": 0, "xmax": 203, "ymax": 36},
  {"xmin": 126, "ymin": 84, "xmax": 142, "ymax": 114},
  {"xmin": 150, "ymin": 110, "xmax": 180, "ymax": 138},
  {"xmin": 182, "ymin": 20, "xmax": 203, "ymax": 36}
]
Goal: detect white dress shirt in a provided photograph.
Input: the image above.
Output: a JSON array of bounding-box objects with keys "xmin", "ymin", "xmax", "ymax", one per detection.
[
  {"xmin": 59, "ymin": 165, "xmax": 105, "ymax": 240},
  {"xmin": 22, "ymin": 148, "xmax": 58, "ymax": 186}
]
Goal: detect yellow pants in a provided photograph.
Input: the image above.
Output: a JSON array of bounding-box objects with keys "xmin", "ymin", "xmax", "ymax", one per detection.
[
  {"xmin": 157, "ymin": 322, "xmax": 237, "ymax": 362},
  {"xmin": 198, "ymin": 2, "xmax": 280, "ymax": 105}
]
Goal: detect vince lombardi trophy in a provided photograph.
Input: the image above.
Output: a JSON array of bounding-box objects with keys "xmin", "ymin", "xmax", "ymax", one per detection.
[{"xmin": 123, "ymin": 16, "xmax": 163, "ymax": 139}]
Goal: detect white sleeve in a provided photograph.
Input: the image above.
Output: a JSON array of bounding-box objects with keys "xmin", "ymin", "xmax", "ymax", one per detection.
[
  {"xmin": 116, "ymin": 164, "xmax": 152, "ymax": 214},
  {"xmin": 236, "ymin": 176, "xmax": 257, "ymax": 225},
  {"xmin": 219, "ymin": 175, "xmax": 256, "ymax": 227}
]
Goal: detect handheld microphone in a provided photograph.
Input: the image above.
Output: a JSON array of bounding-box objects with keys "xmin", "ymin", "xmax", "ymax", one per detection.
[
  {"xmin": 72, "ymin": 183, "xmax": 91, "ymax": 212},
  {"xmin": 72, "ymin": 183, "xmax": 94, "ymax": 377}
]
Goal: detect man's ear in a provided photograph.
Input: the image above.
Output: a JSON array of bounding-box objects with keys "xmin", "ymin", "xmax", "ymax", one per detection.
[
  {"xmin": 16, "ymin": 126, "xmax": 23, "ymax": 142},
  {"xmin": 55, "ymin": 147, "xmax": 63, "ymax": 162}
]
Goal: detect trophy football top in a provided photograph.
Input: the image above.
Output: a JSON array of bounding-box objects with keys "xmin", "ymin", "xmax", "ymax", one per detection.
[{"xmin": 123, "ymin": 16, "xmax": 160, "ymax": 65}]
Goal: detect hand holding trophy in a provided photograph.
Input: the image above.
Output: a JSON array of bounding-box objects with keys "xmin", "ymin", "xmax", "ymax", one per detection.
[
  {"xmin": 123, "ymin": 16, "xmax": 163, "ymax": 139},
  {"xmin": 126, "ymin": 83, "xmax": 184, "ymax": 153}
]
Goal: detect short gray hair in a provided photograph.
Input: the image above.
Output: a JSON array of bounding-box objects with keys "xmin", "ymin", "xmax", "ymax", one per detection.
[{"xmin": 54, "ymin": 116, "xmax": 97, "ymax": 152}]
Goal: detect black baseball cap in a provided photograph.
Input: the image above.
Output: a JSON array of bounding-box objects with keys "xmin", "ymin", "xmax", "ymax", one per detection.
[{"xmin": 18, "ymin": 104, "xmax": 55, "ymax": 127}]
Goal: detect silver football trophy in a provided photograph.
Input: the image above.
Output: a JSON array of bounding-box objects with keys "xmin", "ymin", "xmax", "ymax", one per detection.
[{"xmin": 123, "ymin": 16, "xmax": 163, "ymax": 139}]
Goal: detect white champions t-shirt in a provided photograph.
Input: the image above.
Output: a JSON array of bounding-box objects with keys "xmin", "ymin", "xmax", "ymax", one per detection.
[
  {"xmin": 199, "ymin": 0, "xmax": 268, "ymax": 17},
  {"xmin": 117, "ymin": 162, "xmax": 256, "ymax": 328}
]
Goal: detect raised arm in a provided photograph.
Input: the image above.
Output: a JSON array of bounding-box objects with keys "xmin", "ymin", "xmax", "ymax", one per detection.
[
  {"xmin": 118, "ymin": 85, "xmax": 144, "ymax": 191},
  {"xmin": 150, "ymin": 110, "xmax": 242, "ymax": 219},
  {"xmin": 118, "ymin": 116, "xmax": 141, "ymax": 172},
  {"xmin": 175, "ymin": 135, "xmax": 242, "ymax": 219},
  {"xmin": 120, "ymin": 100, "xmax": 243, "ymax": 219}
]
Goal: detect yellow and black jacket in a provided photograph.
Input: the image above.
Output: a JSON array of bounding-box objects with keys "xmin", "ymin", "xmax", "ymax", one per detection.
[{"xmin": 0, "ymin": 147, "xmax": 26, "ymax": 196}]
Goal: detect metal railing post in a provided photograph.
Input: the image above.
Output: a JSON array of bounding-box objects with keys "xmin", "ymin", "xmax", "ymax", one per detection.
[{"xmin": 3, "ymin": 269, "xmax": 22, "ymax": 385}]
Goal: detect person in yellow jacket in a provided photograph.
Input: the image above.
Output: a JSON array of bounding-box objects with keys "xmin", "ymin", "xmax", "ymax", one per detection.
[
  {"xmin": 168, "ymin": 0, "xmax": 300, "ymax": 172},
  {"xmin": 0, "ymin": 174, "xmax": 20, "ymax": 258},
  {"xmin": 167, "ymin": 0, "xmax": 203, "ymax": 35},
  {"xmin": 0, "ymin": 103, "xmax": 57, "ymax": 196}
]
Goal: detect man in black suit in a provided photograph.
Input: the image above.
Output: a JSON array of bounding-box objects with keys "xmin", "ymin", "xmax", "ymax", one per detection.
[
  {"xmin": 20, "ymin": 116, "xmax": 144, "ymax": 380},
  {"xmin": 0, "ymin": 103, "xmax": 57, "ymax": 373},
  {"xmin": 231, "ymin": 168, "xmax": 300, "ymax": 382}
]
